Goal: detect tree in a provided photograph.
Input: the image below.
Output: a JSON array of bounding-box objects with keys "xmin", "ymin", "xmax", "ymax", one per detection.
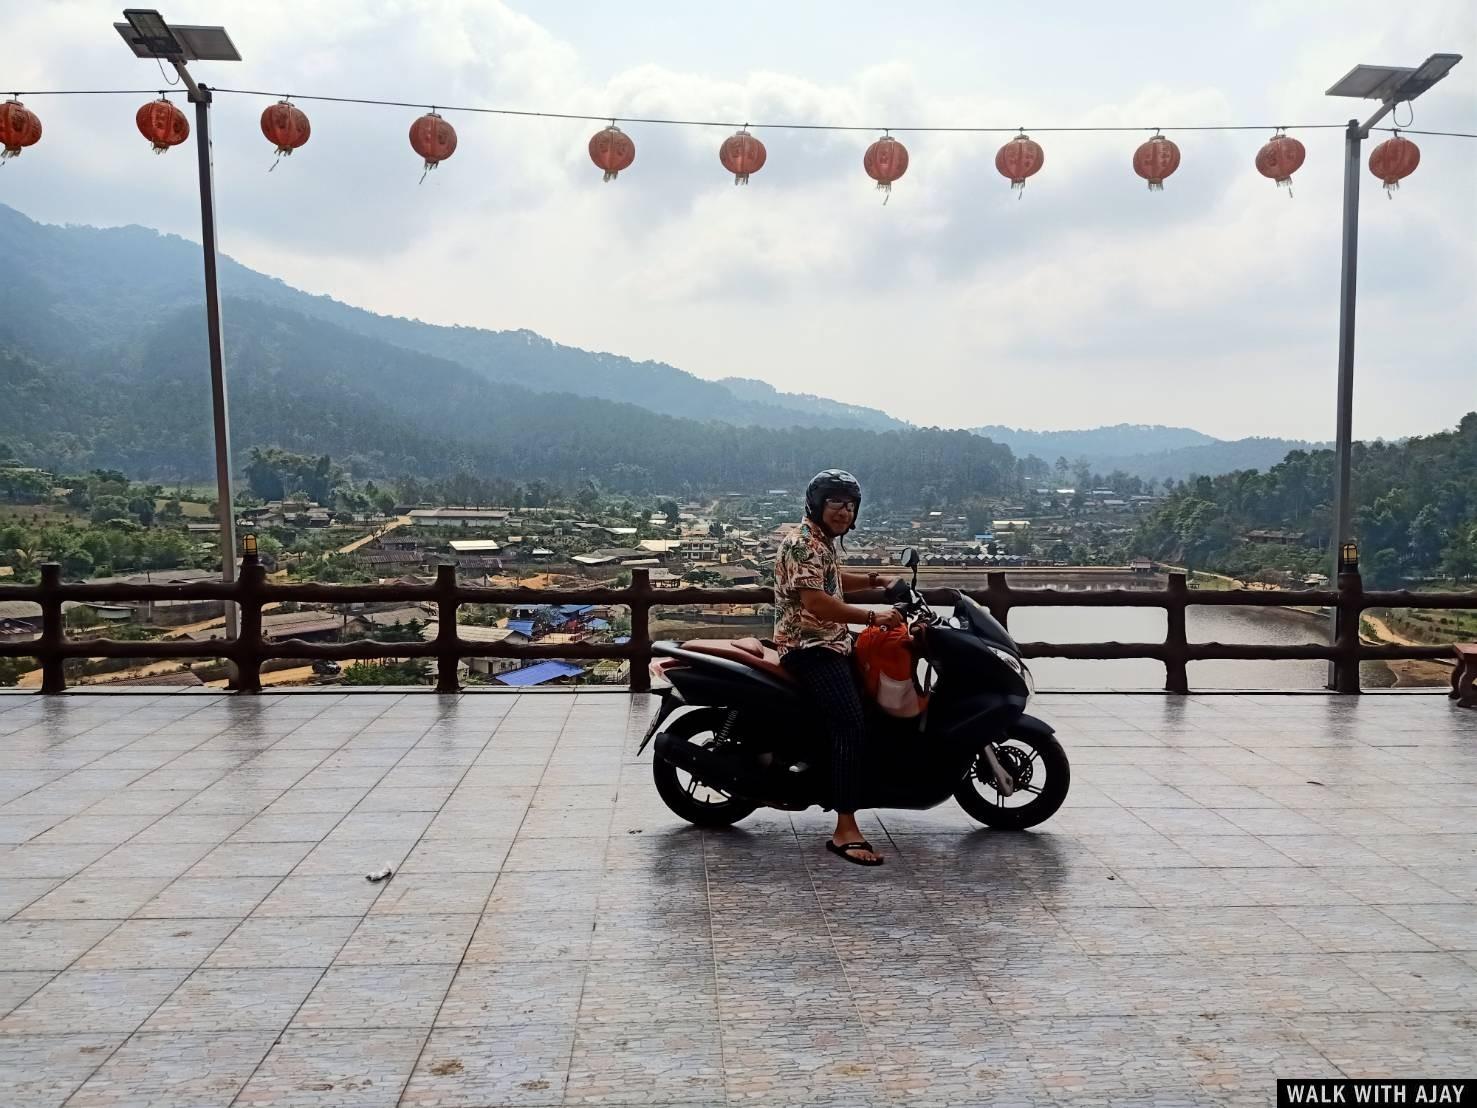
[
  {"xmin": 684, "ymin": 568, "xmax": 722, "ymax": 586},
  {"xmin": 60, "ymin": 547, "xmax": 94, "ymax": 579},
  {"xmin": 80, "ymin": 531, "xmax": 114, "ymax": 571},
  {"xmin": 0, "ymin": 656, "xmax": 35, "ymax": 688},
  {"xmin": 375, "ymin": 619, "xmax": 426, "ymax": 643},
  {"xmin": 341, "ymin": 660, "xmax": 429, "ymax": 685},
  {"xmin": 1440, "ymin": 524, "xmax": 1477, "ymax": 582},
  {"xmin": 1407, "ymin": 506, "xmax": 1443, "ymax": 571},
  {"xmin": 0, "ymin": 469, "xmax": 50, "ymax": 504}
]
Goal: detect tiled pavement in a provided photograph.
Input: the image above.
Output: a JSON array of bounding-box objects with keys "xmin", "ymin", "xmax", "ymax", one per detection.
[{"xmin": 0, "ymin": 689, "xmax": 1473, "ymax": 1107}]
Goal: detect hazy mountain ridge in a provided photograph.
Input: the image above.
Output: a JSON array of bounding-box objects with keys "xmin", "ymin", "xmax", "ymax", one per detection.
[
  {"xmin": 972, "ymin": 423, "xmax": 1327, "ymax": 482},
  {"xmin": 0, "ymin": 203, "xmax": 901, "ymax": 434}
]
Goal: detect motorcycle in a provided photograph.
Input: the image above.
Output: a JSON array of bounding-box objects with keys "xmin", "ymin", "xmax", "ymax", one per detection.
[{"xmin": 639, "ymin": 547, "xmax": 1070, "ymax": 830}]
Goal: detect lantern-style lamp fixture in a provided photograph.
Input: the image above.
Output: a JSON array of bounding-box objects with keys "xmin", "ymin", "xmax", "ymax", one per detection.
[{"xmin": 1338, "ymin": 542, "xmax": 1359, "ymax": 573}]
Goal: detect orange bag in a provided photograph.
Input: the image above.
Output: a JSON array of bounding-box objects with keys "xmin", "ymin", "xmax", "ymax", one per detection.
[{"xmin": 855, "ymin": 624, "xmax": 928, "ymax": 718}]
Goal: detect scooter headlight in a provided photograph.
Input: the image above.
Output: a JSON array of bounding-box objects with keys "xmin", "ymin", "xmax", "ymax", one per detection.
[{"xmin": 986, "ymin": 645, "xmax": 1032, "ymax": 692}]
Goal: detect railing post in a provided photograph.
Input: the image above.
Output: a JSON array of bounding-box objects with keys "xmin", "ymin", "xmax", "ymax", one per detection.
[
  {"xmin": 1334, "ymin": 564, "xmax": 1363, "ymax": 694},
  {"xmin": 231, "ymin": 555, "xmax": 264, "ymax": 694},
  {"xmin": 1164, "ymin": 572, "xmax": 1190, "ymax": 694},
  {"xmin": 39, "ymin": 562, "xmax": 65, "ymax": 694},
  {"xmin": 985, "ymin": 572, "xmax": 1010, "ymax": 628},
  {"xmin": 629, "ymin": 567, "xmax": 651, "ymax": 693},
  {"xmin": 434, "ymin": 563, "xmax": 461, "ymax": 693}
]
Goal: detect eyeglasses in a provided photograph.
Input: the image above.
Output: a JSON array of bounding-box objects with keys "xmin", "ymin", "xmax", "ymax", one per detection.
[{"xmin": 823, "ymin": 498, "xmax": 858, "ymax": 513}]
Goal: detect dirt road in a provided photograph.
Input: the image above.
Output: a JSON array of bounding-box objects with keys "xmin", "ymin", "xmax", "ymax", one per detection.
[
  {"xmin": 1362, "ymin": 612, "xmax": 1454, "ymax": 687},
  {"xmin": 204, "ymin": 665, "xmax": 319, "ymax": 690},
  {"xmin": 1363, "ymin": 612, "xmax": 1421, "ymax": 647},
  {"xmin": 337, "ymin": 514, "xmax": 412, "ymax": 556}
]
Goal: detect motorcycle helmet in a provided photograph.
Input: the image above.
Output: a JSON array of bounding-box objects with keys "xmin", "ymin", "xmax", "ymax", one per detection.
[{"xmin": 805, "ymin": 469, "xmax": 862, "ymax": 534}]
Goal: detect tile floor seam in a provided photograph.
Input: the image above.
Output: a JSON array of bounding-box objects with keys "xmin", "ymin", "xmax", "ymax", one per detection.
[
  {"xmin": 391, "ymin": 691, "xmax": 573, "ymax": 1108},
  {"xmin": 699, "ymin": 817, "xmax": 737, "ymax": 1107},
  {"xmin": 794, "ymin": 818, "xmax": 901, "ymax": 1108},
  {"xmin": 56, "ymin": 696, "xmax": 401, "ymax": 1108},
  {"xmin": 553, "ymin": 697, "xmax": 622, "ymax": 1108}
]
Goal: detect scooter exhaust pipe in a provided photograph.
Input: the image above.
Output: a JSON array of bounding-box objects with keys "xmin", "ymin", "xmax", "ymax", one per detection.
[{"xmin": 654, "ymin": 731, "xmax": 762, "ymax": 796}]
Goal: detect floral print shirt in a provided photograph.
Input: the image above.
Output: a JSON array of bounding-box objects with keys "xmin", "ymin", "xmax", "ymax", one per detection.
[{"xmin": 773, "ymin": 520, "xmax": 851, "ymax": 656}]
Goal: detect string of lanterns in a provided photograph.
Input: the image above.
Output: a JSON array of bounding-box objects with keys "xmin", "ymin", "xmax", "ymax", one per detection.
[{"xmin": 0, "ymin": 91, "xmax": 1441, "ymax": 198}]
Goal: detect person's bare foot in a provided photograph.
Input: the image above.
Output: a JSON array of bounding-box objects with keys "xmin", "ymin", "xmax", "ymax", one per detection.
[{"xmin": 829, "ymin": 813, "xmax": 882, "ymax": 865}]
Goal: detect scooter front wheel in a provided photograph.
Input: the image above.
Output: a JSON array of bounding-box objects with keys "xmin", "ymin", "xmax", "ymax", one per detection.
[
  {"xmin": 954, "ymin": 730, "xmax": 1070, "ymax": 830},
  {"xmin": 652, "ymin": 708, "xmax": 759, "ymax": 828}
]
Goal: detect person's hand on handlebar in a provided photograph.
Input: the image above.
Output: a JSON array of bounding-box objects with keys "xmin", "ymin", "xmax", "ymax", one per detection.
[{"xmin": 870, "ymin": 607, "xmax": 906, "ymax": 631}]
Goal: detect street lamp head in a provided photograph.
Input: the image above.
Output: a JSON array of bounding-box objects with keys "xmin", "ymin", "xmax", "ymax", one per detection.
[
  {"xmin": 1397, "ymin": 53, "xmax": 1462, "ymax": 100},
  {"xmin": 115, "ymin": 11, "xmax": 240, "ymax": 61},
  {"xmin": 119, "ymin": 9, "xmax": 183, "ymax": 58},
  {"xmin": 1326, "ymin": 53, "xmax": 1461, "ymax": 102}
]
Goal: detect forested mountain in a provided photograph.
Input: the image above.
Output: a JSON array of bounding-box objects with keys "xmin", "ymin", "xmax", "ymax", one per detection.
[
  {"xmin": 1133, "ymin": 415, "xmax": 1477, "ymax": 586},
  {"xmin": 0, "ymin": 292, "xmax": 1013, "ymax": 503},
  {"xmin": 973, "ymin": 423, "xmax": 1324, "ymax": 481},
  {"xmin": 0, "ymin": 203, "xmax": 903, "ymax": 433}
]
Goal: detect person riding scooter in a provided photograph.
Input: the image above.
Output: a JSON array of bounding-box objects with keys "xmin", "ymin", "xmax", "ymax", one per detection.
[{"xmin": 774, "ymin": 469, "xmax": 902, "ymax": 867}]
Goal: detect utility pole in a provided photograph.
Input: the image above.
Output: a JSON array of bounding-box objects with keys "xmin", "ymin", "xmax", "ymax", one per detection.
[{"xmin": 1322, "ymin": 53, "xmax": 1461, "ymax": 687}]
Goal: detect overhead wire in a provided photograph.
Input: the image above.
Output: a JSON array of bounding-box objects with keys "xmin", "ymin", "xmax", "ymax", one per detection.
[{"xmin": 7, "ymin": 86, "xmax": 1472, "ymax": 139}]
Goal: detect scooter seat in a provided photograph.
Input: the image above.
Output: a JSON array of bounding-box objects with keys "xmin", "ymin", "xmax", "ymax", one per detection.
[{"xmin": 682, "ymin": 637, "xmax": 794, "ymax": 683}]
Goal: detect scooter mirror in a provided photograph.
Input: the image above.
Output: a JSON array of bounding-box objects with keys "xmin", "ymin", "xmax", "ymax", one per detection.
[{"xmin": 900, "ymin": 547, "xmax": 920, "ymax": 569}]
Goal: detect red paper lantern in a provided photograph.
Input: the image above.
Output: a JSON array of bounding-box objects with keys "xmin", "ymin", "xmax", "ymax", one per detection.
[
  {"xmin": 1255, "ymin": 132, "xmax": 1305, "ymax": 193},
  {"xmin": 1368, "ymin": 135, "xmax": 1420, "ymax": 195},
  {"xmin": 589, "ymin": 124, "xmax": 635, "ymax": 182},
  {"xmin": 995, "ymin": 133, "xmax": 1044, "ymax": 194},
  {"xmin": 261, "ymin": 100, "xmax": 311, "ymax": 159},
  {"xmin": 409, "ymin": 111, "xmax": 457, "ymax": 176},
  {"xmin": 864, "ymin": 135, "xmax": 909, "ymax": 198},
  {"xmin": 136, "ymin": 97, "xmax": 189, "ymax": 154},
  {"xmin": 719, "ymin": 129, "xmax": 766, "ymax": 185},
  {"xmin": 0, "ymin": 98, "xmax": 42, "ymax": 160},
  {"xmin": 1132, "ymin": 134, "xmax": 1180, "ymax": 191}
]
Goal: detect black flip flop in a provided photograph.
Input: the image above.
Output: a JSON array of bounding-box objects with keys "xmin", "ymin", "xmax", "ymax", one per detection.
[{"xmin": 826, "ymin": 839, "xmax": 884, "ymax": 866}]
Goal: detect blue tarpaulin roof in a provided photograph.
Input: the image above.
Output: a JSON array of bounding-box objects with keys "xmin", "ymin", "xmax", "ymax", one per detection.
[
  {"xmin": 555, "ymin": 604, "xmax": 596, "ymax": 617},
  {"xmin": 586, "ymin": 618, "xmax": 611, "ymax": 630},
  {"xmin": 506, "ymin": 620, "xmax": 536, "ymax": 637},
  {"xmin": 495, "ymin": 660, "xmax": 585, "ymax": 687}
]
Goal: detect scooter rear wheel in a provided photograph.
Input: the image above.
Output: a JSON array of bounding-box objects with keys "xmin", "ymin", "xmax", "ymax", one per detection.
[
  {"xmin": 953, "ymin": 730, "xmax": 1070, "ymax": 830},
  {"xmin": 652, "ymin": 708, "xmax": 759, "ymax": 828}
]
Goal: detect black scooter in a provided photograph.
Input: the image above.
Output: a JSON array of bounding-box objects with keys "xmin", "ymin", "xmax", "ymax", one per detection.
[{"xmin": 638, "ymin": 547, "xmax": 1070, "ymax": 830}]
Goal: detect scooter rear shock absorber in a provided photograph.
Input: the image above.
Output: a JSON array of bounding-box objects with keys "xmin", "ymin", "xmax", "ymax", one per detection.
[{"xmin": 715, "ymin": 710, "xmax": 738, "ymax": 745}]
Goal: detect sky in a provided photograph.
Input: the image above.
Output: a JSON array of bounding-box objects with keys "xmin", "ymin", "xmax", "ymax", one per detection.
[{"xmin": 2, "ymin": 0, "xmax": 1474, "ymax": 442}]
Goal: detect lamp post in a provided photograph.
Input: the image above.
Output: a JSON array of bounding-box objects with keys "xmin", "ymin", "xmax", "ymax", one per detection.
[
  {"xmin": 1322, "ymin": 53, "xmax": 1461, "ymax": 688},
  {"xmin": 115, "ymin": 10, "xmax": 244, "ymax": 667}
]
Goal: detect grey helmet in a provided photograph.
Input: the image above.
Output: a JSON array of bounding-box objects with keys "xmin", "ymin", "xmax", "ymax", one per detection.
[{"xmin": 805, "ymin": 469, "xmax": 862, "ymax": 533}]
